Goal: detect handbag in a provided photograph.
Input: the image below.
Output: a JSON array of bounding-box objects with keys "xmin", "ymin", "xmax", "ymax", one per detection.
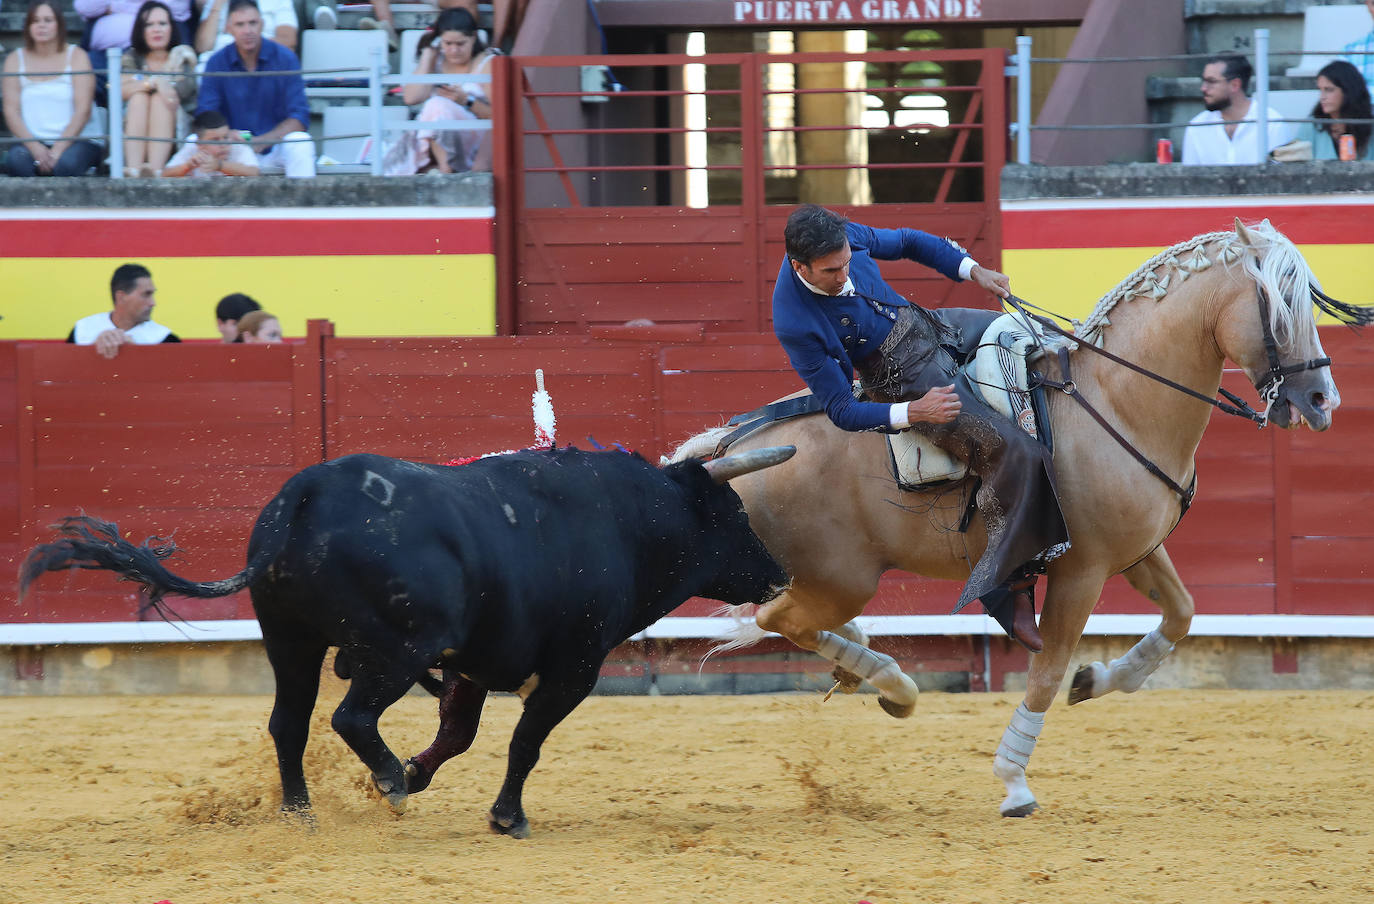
[{"xmin": 1270, "ymin": 139, "xmax": 1313, "ymax": 162}]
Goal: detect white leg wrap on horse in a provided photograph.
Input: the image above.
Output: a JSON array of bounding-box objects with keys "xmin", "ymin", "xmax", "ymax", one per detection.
[
  {"xmin": 815, "ymin": 630, "xmax": 917, "ymax": 704},
  {"xmin": 994, "ymin": 703, "xmax": 1044, "ymax": 769},
  {"xmin": 1105, "ymin": 628, "xmax": 1175, "ymax": 694}
]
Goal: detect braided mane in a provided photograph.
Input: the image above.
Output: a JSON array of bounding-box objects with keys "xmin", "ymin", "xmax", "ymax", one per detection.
[{"xmin": 1077, "ymin": 223, "xmax": 1324, "ymax": 363}]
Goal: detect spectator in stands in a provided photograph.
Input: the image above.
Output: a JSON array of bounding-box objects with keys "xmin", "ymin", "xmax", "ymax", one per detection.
[
  {"xmin": 197, "ymin": 0, "xmax": 298, "ymax": 56},
  {"xmin": 214, "ymin": 292, "xmax": 261, "ymax": 341},
  {"xmin": 1299, "ymin": 60, "xmax": 1374, "ymax": 161},
  {"xmin": 77, "ymin": 0, "xmax": 193, "ymax": 55},
  {"xmin": 306, "ymin": 0, "xmax": 398, "ymax": 51},
  {"xmin": 1182, "ymin": 54, "xmax": 1295, "ymax": 166},
  {"xmin": 162, "ymin": 109, "xmax": 261, "ymax": 176},
  {"xmin": 237, "ymin": 309, "xmax": 283, "ymax": 342},
  {"xmin": 382, "ymin": 7, "xmax": 494, "ymax": 175},
  {"xmin": 2, "ymin": 1, "xmax": 103, "ymax": 177},
  {"xmin": 198, "ymin": 0, "xmax": 317, "ymax": 177},
  {"xmin": 121, "ymin": 1, "xmax": 198, "ymax": 178},
  {"xmin": 68, "ymin": 263, "xmax": 181, "ymax": 359},
  {"xmin": 1342, "ymin": 0, "xmax": 1374, "ymax": 97}
]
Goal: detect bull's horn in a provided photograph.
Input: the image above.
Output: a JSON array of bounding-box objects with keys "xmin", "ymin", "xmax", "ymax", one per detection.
[{"xmin": 701, "ymin": 446, "xmax": 796, "ymax": 484}]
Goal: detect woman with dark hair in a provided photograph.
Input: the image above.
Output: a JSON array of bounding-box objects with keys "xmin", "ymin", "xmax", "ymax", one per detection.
[
  {"xmin": 2, "ymin": 0, "xmax": 103, "ymax": 176},
  {"xmin": 121, "ymin": 0, "xmax": 197, "ymax": 177},
  {"xmin": 1302, "ymin": 59, "xmax": 1374, "ymax": 160},
  {"xmin": 383, "ymin": 7, "xmax": 496, "ymax": 175}
]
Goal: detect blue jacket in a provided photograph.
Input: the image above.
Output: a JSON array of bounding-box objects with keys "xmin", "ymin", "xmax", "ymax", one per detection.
[
  {"xmin": 198, "ymin": 39, "xmax": 311, "ymax": 140},
  {"xmin": 773, "ymin": 221, "xmax": 967, "ymax": 431}
]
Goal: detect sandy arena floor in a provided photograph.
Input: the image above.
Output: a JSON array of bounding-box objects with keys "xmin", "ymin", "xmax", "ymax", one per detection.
[{"xmin": 0, "ymin": 685, "xmax": 1369, "ymax": 904}]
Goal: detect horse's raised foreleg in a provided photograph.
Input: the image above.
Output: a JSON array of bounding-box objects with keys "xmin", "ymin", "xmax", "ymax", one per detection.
[
  {"xmin": 1068, "ymin": 544, "xmax": 1193, "ymax": 705},
  {"xmin": 755, "ymin": 592, "xmax": 919, "ymax": 718},
  {"xmin": 993, "ymin": 570, "xmax": 1100, "ymax": 817},
  {"xmin": 828, "ymin": 620, "xmax": 869, "ymax": 693}
]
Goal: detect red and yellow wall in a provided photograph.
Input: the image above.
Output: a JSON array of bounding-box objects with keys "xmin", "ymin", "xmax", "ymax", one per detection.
[
  {"xmin": 1002, "ymin": 196, "xmax": 1374, "ymax": 324},
  {"xmin": 0, "ymin": 209, "xmax": 497, "ymax": 341}
]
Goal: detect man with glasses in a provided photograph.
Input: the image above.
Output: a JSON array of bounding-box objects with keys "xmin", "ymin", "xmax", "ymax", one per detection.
[{"xmin": 1182, "ymin": 54, "xmax": 1294, "ymax": 165}]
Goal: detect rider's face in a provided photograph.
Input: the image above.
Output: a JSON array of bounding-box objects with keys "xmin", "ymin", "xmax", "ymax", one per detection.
[{"xmin": 795, "ymin": 243, "xmax": 852, "ymax": 296}]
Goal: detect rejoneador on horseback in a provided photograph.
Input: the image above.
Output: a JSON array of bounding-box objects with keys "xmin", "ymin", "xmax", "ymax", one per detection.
[
  {"xmin": 771, "ymin": 204, "xmax": 1070, "ymax": 652},
  {"xmin": 675, "ymin": 217, "xmax": 1370, "ymax": 816}
]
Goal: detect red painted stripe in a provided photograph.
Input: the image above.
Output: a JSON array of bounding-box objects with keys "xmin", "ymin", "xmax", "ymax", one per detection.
[
  {"xmin": 0, "ymin": 217, "xmax": 493, "ymax": 257},
  {"xmin": 1004, "ymin": 205, "xmax": 1374, "ymax": 249}
]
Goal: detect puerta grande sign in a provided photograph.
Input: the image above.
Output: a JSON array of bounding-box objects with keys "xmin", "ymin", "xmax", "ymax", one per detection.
[{"xmin": 732, "ymin": 0, "xmax": 984, "ymax": 23}]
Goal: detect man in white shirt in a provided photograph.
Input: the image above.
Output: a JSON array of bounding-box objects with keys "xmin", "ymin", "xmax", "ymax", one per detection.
[
  {"xmin": 1182, "ymin": 54, "xmax": 1295, "ymax": 165},
  {"xmin": 67, "ymin": 264, "xmax": 181, "ymax": 359}
]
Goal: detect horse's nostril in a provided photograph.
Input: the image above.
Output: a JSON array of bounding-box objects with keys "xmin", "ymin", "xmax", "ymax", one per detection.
[{"xmin": 1311, "ymin": 391, "xmax": 1327, "ymax": 411}]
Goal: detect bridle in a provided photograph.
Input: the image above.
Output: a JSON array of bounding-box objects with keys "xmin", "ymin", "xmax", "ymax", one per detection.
[{"xmin": 1009, "ymin": 278, "xmax": 1363, "ymax": 516}]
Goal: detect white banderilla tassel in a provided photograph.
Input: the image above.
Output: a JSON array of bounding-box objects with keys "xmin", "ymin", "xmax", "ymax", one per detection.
[
  {"xmin": 532, "ymin": 369, "xmax": 556, "ymax": 448},
  {"xmin": 815, "ymin": 630, "xmax": 917, "ymax": 706},
  {"xmin": 995, "ymin": 702, "xmax": 1045, "ymax": 770}
]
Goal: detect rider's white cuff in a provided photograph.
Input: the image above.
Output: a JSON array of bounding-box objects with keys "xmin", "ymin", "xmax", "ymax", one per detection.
[
  {"xmin": 958, "ymin": 257, "xmax": 978, "ymax": 280},
  {"xmin": 889, "ymin": 403, "xmax": 911, "ymax": 430}
]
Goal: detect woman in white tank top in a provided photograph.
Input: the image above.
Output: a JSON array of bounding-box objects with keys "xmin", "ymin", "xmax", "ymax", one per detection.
[{"xmin": 2, "ymin": 1, "xmax": 103, "ymax": 176}]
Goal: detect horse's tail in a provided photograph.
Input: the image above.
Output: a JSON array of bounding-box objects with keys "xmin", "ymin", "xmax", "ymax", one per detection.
[
  {"xmin": 698, "ymin": 603, "xmax": 770, "ymax": 667},
  {"xmin": 18, "ymin": 474, "xmax": 304, "ymax": 620},
  {"xmin": 666, "ymin": 425, "xmax": 734, "ymax": 465}
]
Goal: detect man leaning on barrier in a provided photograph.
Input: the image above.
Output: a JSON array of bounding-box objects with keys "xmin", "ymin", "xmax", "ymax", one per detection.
[{"xmin": 197, "ymin": 0, "xmax": 315, "ymax": 177}]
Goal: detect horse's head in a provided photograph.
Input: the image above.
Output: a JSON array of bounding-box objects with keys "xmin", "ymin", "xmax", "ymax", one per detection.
[{"xmin": 1215, "ymin": 219, "xmax": 1369, "ymax": 432}]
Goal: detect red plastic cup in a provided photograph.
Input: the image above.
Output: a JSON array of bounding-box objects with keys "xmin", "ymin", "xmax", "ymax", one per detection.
[{"xmin": 1156, "ymin": 138, "xmax": 1173, "ymax": 164}]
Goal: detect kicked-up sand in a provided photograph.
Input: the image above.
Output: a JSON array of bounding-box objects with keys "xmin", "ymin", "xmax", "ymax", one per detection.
[{"xmin": 0, "ymin": 685, "xmax": 1370, "ymax": 904}]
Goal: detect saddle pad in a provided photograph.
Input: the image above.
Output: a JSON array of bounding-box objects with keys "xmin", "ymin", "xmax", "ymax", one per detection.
[{"xmin": 886, "ymin": 312, "xmax": 1059, "ymax": 488}]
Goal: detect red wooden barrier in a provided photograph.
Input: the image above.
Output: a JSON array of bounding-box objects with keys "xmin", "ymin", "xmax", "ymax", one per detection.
[{"xmin": 2, "ymin": 325, "xmax": 1369, "ymax": 625}]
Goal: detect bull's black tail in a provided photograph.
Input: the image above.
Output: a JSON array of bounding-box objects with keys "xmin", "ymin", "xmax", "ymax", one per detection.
[{"xmin": 19, "ymin": 480, "xmax": 305, "ymax": 620}]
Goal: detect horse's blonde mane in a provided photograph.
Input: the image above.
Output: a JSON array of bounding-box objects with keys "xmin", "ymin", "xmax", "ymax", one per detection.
[{"xmin": 1078, "ymin": 221, "xmax": 1322, "ymax": 362}]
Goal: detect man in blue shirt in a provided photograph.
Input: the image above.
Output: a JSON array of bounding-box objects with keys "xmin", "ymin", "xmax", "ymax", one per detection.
[
  {"xmin": 773, "ymin": 205, "xmax": 1070, "ymax": 652},
  {"xmin": 198, "ymin": 0, "xmax": 316, "ymax": 177}
]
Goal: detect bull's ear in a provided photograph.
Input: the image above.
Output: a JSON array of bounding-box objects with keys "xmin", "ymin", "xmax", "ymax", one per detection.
[{"xmin": 701, "ymin": 446, "xmax": 796, "ymax": 484}]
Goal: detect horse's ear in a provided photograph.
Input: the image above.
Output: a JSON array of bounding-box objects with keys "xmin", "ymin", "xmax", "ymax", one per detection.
[{"xmin": 1233, "ymin": 217, "xmax": 1256, "ymax": 246}]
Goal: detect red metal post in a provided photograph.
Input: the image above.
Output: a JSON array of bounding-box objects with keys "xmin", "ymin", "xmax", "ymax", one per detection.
[{"xmin": 738, "ymin": 55, "xmax": 767, "ymax": 333}]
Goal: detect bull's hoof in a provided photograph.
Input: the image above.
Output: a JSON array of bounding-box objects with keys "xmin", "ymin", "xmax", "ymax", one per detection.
[
  {"xmin": 488, "ymin": 809, "xmax": 531, "ymax": 839},
  {"xmin": 403, "ymin": 758, "xmax": 433, "ymax": 794},
  {"xmin": 278, "ymin": 803, "xmax": 317, "ymax": 828},
  {"xmin": 830, "ymin": 665, "xmax": 864, "ymax": 694},
  {"xmin": 878, "ymin": 695, "xmax": 916, "ymax": 719},
  {"xmin": 372, "ymin": 775, "xmax": 408, "ymax": 813},
  {"xmin": 1000, "ymin": 800, "xmax": 1040, "ymax": 818},
  {"xmin": 1067, "ymin": 664, "xmax": 1096, "ymax": 706}
]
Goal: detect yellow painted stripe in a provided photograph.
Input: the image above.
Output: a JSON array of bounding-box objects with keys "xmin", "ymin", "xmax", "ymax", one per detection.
[{"xmin": 2, "ymin": 255, "xmax": 496, "ymax": 340}]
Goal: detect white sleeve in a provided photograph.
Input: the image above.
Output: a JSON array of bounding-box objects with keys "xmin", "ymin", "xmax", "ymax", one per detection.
[
  {"xmin": 957, "ymin": 257, "xmax": 977, "ymax": 280},
  {"xmin": 165, "ymin": 141, "xmax": 195, "ymax": 169},
  {"xmin": 889, "ymin": 403, "xmax": 910, "ymax": 430},
  {"xmin": 265, "ymin": 0, "xmax": 298, "ymax": 30}
]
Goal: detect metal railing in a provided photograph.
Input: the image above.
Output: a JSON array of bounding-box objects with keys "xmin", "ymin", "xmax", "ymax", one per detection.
[
  {"xmin": 1007, "ymin": 29, "xmax": 1371, "ymax": 165},
  {"xmin": 99, "ymin": 46, "xmax": 493, "ymax": 178}
]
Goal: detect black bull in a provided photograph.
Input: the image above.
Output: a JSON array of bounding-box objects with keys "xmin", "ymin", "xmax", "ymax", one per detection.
[{"xmin": 20, "ymin": 446, "xmax": 794, "ymax": 838}]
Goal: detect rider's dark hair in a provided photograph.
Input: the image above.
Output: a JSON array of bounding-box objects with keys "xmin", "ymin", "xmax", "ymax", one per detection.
[
  {"xmin": 784, "ymin": 204, "xmax": 849, "ymax": 266},
  {"xmin": 1205, "ymin": 53, "xmax": 1252, "ymax": 93},
  {"xmin": 110, "ymin": 263, "xmax": 151, "ymax": 304}
]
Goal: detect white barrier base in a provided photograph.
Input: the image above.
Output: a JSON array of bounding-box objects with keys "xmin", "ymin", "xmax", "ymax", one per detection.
[{"xmin": 4, "ymin": 614, "xmax": 1374, "ymax": 646}]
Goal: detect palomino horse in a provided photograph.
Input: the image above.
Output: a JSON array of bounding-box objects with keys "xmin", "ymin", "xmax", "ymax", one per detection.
[{"xmin": 673, "ymin": 219, "xmax": 1368, "ymax": 816}]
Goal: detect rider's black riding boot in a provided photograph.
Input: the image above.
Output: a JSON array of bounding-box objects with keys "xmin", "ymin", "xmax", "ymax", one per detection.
[{"xmin": 980, "ymin": 574, "xmax": 1043, "ymax": 653}]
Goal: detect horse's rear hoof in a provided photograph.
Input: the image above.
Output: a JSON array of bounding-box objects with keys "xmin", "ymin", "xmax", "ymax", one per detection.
[
  {"xmin": 878, "ymin": 696, "xmax": 916, "ymax": 719},
  {"xmin": 404, "ymin": 758, "xmax": 433, "ymax": 794},
  {"xmin": 1067, "ymin": 664, "xmax": 1095, "ymax": 705},
  {"xmin": 1000, "ymin": 800, "xmax": 1040, "ymax": 818},
  {"xmin": 488, "ymin": 809, "xmax": 531, "ymax": 839}
]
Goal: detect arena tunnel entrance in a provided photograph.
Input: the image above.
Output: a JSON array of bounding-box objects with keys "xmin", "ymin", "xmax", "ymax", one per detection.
[{"xmin": 489, "ymin": 45, "xmax": 1007, "ymax": 335}]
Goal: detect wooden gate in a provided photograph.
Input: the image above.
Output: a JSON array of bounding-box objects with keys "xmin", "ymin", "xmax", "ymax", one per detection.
[{"xmin": 490, "ymin": 48, "xmax": 1007, "ymax": 335}]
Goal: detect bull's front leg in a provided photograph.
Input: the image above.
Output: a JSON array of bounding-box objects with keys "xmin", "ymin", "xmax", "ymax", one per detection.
[
  {"xmin": 406, "ymin": 671, "xmax": 488, "ymax": 794},
  {"xmin": 489, "ymin": 669, "xmax": 598, "ymax": 839},
  {"xmin": 1069, "ymin": 545, "xmax": 1192, "ymax": 704}
]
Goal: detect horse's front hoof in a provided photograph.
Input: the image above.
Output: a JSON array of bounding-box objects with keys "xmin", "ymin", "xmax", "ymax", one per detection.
[
  {"xmin": 488, "ymin": 809, "xmax": 531, "ymax": 839},
  {"xmin": 1067, "ymin": 664, "xmax": 1096, "ymax": 705},
  {"xmin": 372, "ymin": 775, "xmax": 408, "ymax": 813},
  {"xmin": 878, "ymin": 695, "xmax": 916, "ymax": 719},
  {"xmin": 1000, "ymin": 799, "xmax": 1040, "ymax": 818}
]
